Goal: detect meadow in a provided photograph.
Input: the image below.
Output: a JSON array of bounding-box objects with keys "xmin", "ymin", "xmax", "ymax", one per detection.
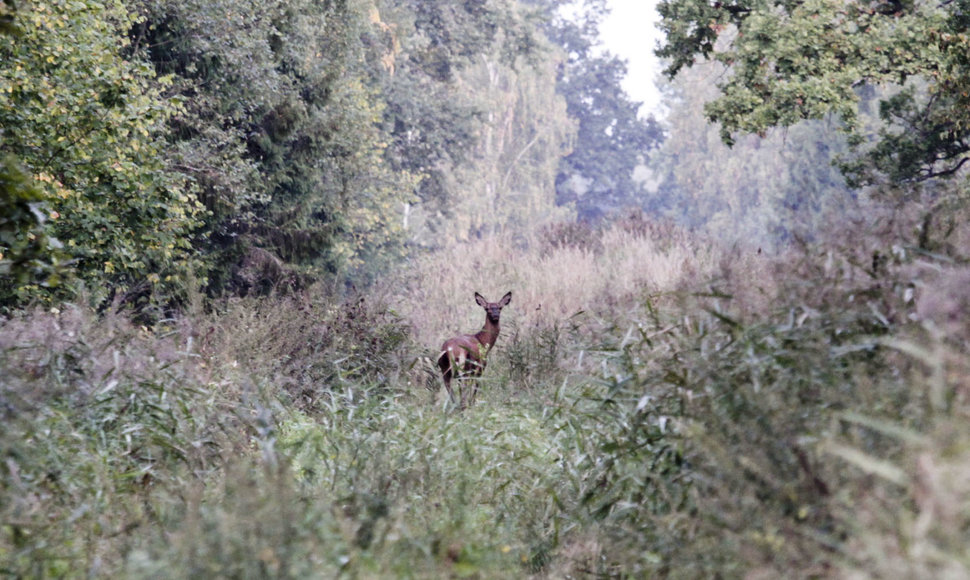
[{"xmin": 2, "ymin": 211, "xmax": 968, "ymax": 578}]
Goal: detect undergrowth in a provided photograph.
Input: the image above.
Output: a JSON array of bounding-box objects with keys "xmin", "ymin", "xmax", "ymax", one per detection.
[{"xmin": 2, "ymin": 212, "xmax": 969, "ymax": 578}]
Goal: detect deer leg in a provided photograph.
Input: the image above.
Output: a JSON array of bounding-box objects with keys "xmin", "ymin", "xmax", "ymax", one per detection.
[
  {"xmin": 459, "ymin": 378, "xmax": 469, "ymax": 410},
  {"xmin": 469, "ymin": 379, "xmax": 479, "ymax": 407},
  {"xmin": 467, "ymin": 360, "xmax": 484, "ymax": 408},
  {"xmin": 456, "ymin": 352, "xmax": 472, "ymax": 410},
  {"xmin": 438, "ymin": 351, "xmax": 458, "ymax": 406},
  {"xmin": 443, "ymin": 374, "xmax": 456, "ymax": 405}
]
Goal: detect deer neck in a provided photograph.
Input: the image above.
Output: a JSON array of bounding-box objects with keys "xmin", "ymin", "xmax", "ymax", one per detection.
[{"xmin": 475, "ymin": 318, "xmax": 500, "ymax": 349}]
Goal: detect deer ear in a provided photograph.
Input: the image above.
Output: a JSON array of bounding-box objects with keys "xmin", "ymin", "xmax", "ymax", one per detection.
[
  {"xmin": 475, "ymin": 292, "xmax": 487, "ymax": 307},
  {"xmin": 499, "ymin": 291, "xmax": 511, "ymax": 306}
]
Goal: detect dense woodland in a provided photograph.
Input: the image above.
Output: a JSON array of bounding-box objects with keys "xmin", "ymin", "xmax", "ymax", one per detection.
[
  {"xmin": 2, "ymin": 0, "xmax": 970, "ymax": 577},
  {"xmin": 0, "ymin": 0, "xmax": 660, "ymax": 307}
]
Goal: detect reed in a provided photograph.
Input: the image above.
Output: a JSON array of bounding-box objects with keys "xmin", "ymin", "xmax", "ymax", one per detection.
[{"xmin": 2, "ymin": 213, "xmax": 969, "ymax": 577}]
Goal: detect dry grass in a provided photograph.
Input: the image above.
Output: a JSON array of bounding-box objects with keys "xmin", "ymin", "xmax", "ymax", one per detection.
[
  {"xmin": 390, "ymin": 218, "xmax": 722, "ymax": 349},
  {"xmin": 3, "ymin": 207, "xmax": 970, "ymax": 578}
]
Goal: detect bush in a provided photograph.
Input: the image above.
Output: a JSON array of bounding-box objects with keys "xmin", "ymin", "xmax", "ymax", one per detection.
[
  {"xmin": 205, "ymin": 287, "xmax": 412, "ymax": 414},
  {"xmin": 540, "ymin": 219, "xmax": 970, "ymax": 576},
  {"xmin": 2, "ymin": 215, "xmax": 968, "ymax": 578},
  {"xmin": 0, "ymin": 305, "xmax": 250, "ymax": 577}
]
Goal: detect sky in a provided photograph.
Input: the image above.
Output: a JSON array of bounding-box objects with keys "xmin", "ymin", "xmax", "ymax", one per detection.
[{"xmin": 599, "ymin": 0, "xmax": 665, "ymax": 117}]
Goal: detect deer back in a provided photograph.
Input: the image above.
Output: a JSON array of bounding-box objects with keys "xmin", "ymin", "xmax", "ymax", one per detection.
[{"xmin": 441, "ymin": 334, "xmax": 486, "ymax": 373}]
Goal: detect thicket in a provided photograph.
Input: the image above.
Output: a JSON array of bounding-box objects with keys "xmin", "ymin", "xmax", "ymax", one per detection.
[
  {"xmin": 4, "ymin": 0, "xmax": 970, "ymax": 576},
  {"xmin": 3, "ymin": 208, "xmax": 969, "ymax": 577},
  {"xmin": 0, "ymin": 0, "xmax": 666, "ymax": 312}
]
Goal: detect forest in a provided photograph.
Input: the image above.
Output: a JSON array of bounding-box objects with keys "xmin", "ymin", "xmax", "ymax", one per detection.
[{"xmin": 2, "ymin": 0, "xmax": 969, "ymax": 576}]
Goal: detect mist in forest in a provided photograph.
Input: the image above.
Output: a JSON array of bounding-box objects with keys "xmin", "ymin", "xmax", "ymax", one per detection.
[{"xmin": 3, "ymin": 0, "xmax": 970, "ymax": 576}]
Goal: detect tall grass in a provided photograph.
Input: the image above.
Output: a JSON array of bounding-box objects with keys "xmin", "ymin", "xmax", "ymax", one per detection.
[
  {"xmin": 390, "ymin": 217, "xmax": 720, "ymax": 348},
  {"xmin": 2, "ymin": 210, "xmax": 969, "ymax": 577},
  {"xmin": 0, "ymin": 305, "xmax": 252, "ymax": 577}
]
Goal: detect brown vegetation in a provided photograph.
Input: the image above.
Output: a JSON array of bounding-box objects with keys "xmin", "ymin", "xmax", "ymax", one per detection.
[{"xmin": 2, "ymin": 210, "xmax": 969, "ymax": 577}]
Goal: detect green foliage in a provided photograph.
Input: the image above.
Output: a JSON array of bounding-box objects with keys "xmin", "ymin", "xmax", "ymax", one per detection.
[
  {"xmin": 657, "ymin": 0, "xmax": 970, "ymax": 187},
  {"xmin": 0, "ymin": 154, "xmax": 65, "ymax": 297},
  {"xmin": 375, "ymin": 0, "xmax": 490, "ymax": 221},
  {"xmin": 209, "ymin": 289, "xmax": 412, "ymax": 413},
  {"xmin": 549, "ymin": 215, "xmax": 970, "ymax": 575},
  {"xmin": 0, "ymin": 0, "xmax": 65, "ymax": 294},
  {"xmin": 3, "ymin": 216, "xmax": 970, "ymax": 576},
  {"xmin": 248, "ymin": 0, "xmax": 413, "ymax": 280},
  {"xmin": 0, "ymin": 0, "xmax": 203, "ymax": 307},
  {"xmin": 134, "ymin": 0, "xmax": 416, "ymax": 290},
  {"xmin": 0, "ymin": 0, "xmax": 593, "ymax": 303},
  {"xmin": 544, "ymin": 0, "xmax": 664, "ymax": 220},
  {"xmin": 652, "ymin": 64, "xmax": 856, "ymax": 245},
  {"xmin": 279, "ymin": 399, "xmax": 562, "ymax": 576},
  {"xmin": 378, "ymin": 0, "xmax": 574, "ymax": 245},
  {"xmin": 397, "ymin": 0, "xmax": 534, "ymax": 82},
  {"xmin": 0, "ymin": 0, "xmax": 16, "ymax": 36},
  {"xmin": 0, "ymin": 306, "xmax": 246, "ymax": 577},
  {"xmin": 450, "ymin": 44, "xmax": 575, "ymax": 238},
  {"xmin": 7, "ymin": 0, "xmax": 970, "ymax": 577},
  {"xmin": 124, "ymin": 0, "xmax": 576, "ymax": 289}
]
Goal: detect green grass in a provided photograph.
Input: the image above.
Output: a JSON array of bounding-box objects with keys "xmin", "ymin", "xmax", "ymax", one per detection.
[{"xmin": 2, "ymin": 215, "xmax": 970, "ymax": 578}]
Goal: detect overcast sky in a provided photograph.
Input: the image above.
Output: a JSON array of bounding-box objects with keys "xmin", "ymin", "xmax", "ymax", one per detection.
[{"xmin": 599, "ymin": 0, "xmax": 664, "ymax": 116}]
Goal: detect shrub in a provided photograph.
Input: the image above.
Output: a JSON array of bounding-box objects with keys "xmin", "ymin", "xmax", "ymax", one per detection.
[
  {"xmin": 3, "ymin": 212, "xmax": 967, "ymax": 578},
  {"xmin": 0, "ymin": 305, "xmax": 248, "ymax": 577},
  {"xmin": 543, "ymin": 219, "xmax": 970, "ymax": 576},
  {"xmin": 206, "ymin": 287, "xmax": 412, "ymax": 414}
]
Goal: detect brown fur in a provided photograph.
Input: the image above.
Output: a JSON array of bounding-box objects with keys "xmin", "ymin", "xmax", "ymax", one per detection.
[{"xmin": 437, "ymin": 291, "xmax": 511, "ymax": 409}]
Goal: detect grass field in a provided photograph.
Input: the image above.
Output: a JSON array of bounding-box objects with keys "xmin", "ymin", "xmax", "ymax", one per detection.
[{"xmin": 2, "ymin": 214, "xmax": 969, "ymax": 578}]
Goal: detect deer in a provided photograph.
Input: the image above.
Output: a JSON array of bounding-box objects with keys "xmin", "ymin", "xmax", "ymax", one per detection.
[{"xmin": 437, "ymin": 291, "xmax": 512, "ymax": 409}]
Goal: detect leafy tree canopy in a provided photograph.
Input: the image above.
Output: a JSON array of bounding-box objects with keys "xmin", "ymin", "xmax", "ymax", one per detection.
[
  {"xmin": 545, "ymin": 0, "xmax": 664, "ymax": 220},
  {"xmin": 133, "ymin": 0, "xmax": 418, "ymax": 291},
  {"xmin": 0, "ymin": 0, "xmax": 63, "ymax": 294},
  {"xmin": 0, "ymin": 154, "xmax": 65, "ymax": 295},
  {"xmin": 0, "ymin": 0, "xmax": 202, "ymax": 307},
  {"xmin": 657, "ymin": 0, "xmax": 970, "ymax": 186}
]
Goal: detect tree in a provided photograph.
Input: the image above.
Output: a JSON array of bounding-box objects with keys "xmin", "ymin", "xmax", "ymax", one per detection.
[
  {"xmin": 543, "ymin": 0, "xmax": 663, "ymax": 221},
  {"xmin": 372, "ymin": 0, "xmax": 572, "ymax": 244},
  {"xmin": 0, "ymin": 155, "xmax": 65, "ymax": 298},
  {"xmin": 371, "ymin": 0, "xmax": 500, "ymax": 238},
  {"xmin": 0, "ymin": 0, "xmax": 63, "ymax": 298},
  {"xmin": 0, "ymin": 0, "xmax": 202, "ymax": 307},
  {"xmin": 656, "ymin": 0, "xmax": 970, "ymax": 187},
  {"xmin": 133, "ymin": 0, "xmax": 416, "ymax": 291},
  {"xmin": 652, "ymin": 63, "xmax": 855, "ymax": 246},
  {"xmin": 450, "ymin": 31, "xmax": 575, "ymax": 238}
]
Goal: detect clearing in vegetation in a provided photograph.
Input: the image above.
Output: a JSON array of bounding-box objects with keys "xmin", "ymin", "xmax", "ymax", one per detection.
[{"xmin": 3, "ymin": 214, "xmax": 969, "ymax": 578}]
